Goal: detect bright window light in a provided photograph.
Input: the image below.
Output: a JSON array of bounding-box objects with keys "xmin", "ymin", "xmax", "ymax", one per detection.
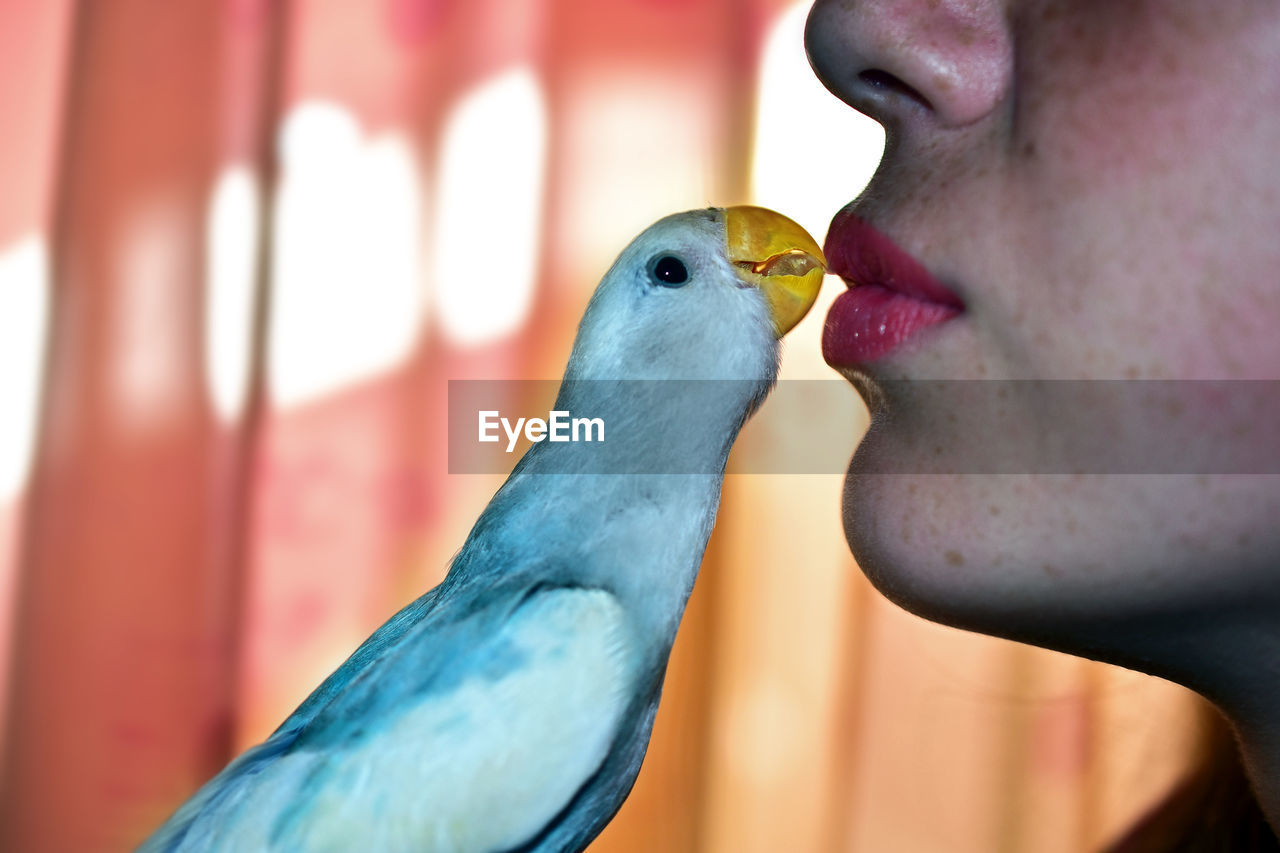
[
  {"xmin": 0, "ymin": 236, "xmax": 49, "ymax": 500},
  {"xmin": 116, "ymin": 198, "xmax": 186, "ymax": 429},
  {"xmin": 270, "ymin": 101, "xmax": 425, "ymax": 407},
  {"xmin": 205, "ymin": 165, "xmax": 260, "ymax": 421},
  {"xmin": 752, "ymin": 1, "xmax": 886, "ymax": 378},
  {"xmin": 751, "ymin": 1, "xmax": 884, "ymax": 242},
  {"xmin": 433, "ymin": 67, "xmax": 547, "ymax": 347},
  {"xmin": 557, "ymin": 69, "xmax": 714, "ymax": 289}
]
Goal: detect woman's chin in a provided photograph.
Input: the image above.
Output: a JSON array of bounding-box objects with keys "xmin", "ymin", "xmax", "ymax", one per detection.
[
  {"xmin": 839, "ymin": 466, "xmax": 1011, "ymax": 633},
  {"xmin": 840, "ymin": 440, "xmax": 1130, "ymax": 646},
  {"xmin": 841, "ymin": 448, "xmax": 1280, "ymax": 670}
]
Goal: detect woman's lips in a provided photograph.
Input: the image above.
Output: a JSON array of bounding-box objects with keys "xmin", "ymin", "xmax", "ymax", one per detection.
[{"xmin": 822, "ymin": 210, "xmax": 964, "ymax": 366}]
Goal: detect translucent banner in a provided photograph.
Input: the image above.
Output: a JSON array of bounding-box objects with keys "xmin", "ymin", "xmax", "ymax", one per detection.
[{"xmin": 447, "ymin": 380, "xmax": 1280, "ymax": 475}]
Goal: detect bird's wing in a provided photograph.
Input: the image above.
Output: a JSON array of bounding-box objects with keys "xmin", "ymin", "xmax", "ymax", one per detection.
[
  {"xmin": 149, "ymin": 585, "xmax": 638, "ymax": 853},
  {"xmin": 140, "ymin": 588, "xmax": 448, "ymax": 853}
]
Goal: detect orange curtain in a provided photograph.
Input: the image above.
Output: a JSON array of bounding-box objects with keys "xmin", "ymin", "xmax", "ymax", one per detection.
[{"xmin": 0, "ymin": 1, "xmax": 1205, "ymax": 851}]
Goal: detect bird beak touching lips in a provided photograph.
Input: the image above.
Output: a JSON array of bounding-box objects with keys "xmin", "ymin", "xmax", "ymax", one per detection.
[{"xmin": 724, "ymin": 206, "xmax": 827, "ymax": 337}]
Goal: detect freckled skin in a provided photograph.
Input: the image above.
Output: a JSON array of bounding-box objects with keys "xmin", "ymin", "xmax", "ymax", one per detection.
[{"xmin": 807, "ymin": 0, "xmax": 1280, "ymax": 824}]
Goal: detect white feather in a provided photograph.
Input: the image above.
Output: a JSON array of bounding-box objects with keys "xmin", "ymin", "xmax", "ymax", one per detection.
[{"xmin": 181, "ymin": 589, "xmax": 636, "ymax": 852}]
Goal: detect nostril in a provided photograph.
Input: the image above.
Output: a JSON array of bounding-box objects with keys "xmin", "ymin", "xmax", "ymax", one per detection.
[{"xmin": 858, "ymin": 69, "xmax": 933, "ymax": 111}]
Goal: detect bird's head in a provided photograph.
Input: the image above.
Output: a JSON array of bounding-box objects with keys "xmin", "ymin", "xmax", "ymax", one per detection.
[{"xmin": 565, "ymin": 206, "xmax": 826, "ymax": 383}]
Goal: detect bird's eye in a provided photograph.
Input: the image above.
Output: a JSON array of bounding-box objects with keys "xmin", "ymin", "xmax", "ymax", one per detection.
[{"xmin": 649, "ymin": 255, "xmax": 689, "ymax": 288}]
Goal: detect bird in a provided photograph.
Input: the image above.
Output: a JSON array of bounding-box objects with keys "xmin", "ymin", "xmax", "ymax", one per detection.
[{"xmin": 140, "ymin": 205, "xmax": 826, "ymax": 853}]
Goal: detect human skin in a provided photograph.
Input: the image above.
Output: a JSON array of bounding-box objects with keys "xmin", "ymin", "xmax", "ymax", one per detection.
[{"xmin": 804, "ymin": 0, "xmax": 1280, "ymax": 825}]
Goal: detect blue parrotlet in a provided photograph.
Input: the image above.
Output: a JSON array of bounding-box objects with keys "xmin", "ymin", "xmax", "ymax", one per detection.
[{"xmin": 141, "ymin": 206, "xmax": 825, "ymax": 853}]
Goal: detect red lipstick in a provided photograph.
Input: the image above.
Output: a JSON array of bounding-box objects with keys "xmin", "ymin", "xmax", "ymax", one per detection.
[{"xmin": 822, "ymin": 210, "xmax": 963, "ymax": 366}]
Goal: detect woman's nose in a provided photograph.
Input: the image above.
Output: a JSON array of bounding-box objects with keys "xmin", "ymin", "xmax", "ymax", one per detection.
[{"xmin": 805, "ymin": 0, "xmax": 1012, "ymax": 130}]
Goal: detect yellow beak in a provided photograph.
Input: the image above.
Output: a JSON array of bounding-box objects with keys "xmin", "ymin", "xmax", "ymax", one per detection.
[{"xmin": 724, "ymin": 205, "xmax": 826, "ymax": 338}]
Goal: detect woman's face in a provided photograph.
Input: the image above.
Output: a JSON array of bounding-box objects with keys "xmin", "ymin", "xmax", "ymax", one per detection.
[{"xmin": 805, "ymin": 0, "xmax": 1280, "ymax": 668}]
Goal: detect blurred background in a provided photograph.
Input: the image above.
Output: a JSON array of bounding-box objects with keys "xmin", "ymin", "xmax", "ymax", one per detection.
[{"xmin": 0, "ymin": 0, "xmax": 1208, "ymax": 850}]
